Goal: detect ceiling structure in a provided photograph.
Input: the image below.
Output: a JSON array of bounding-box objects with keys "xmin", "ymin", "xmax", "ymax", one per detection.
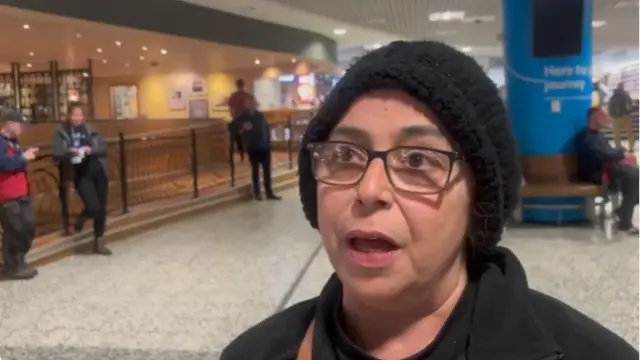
[
  {"xmin": 0, "ymin": 5, "xmax": 333, "ymax": 77},
  {"xmin": 181, "ymin": 0, "xmax": 639, "ymax": 59}
]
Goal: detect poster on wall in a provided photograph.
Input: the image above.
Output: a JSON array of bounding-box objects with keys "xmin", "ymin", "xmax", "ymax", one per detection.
[
  {"xmin": 191, "ymin": 76, "xmax": 208, "ymax": 96},
  {"xmin": 169, "ymin": 88, "xmax": 186, "ymax": 110},
  {"xmin": 189, "ymin": 99, "xmax": 209, "ymax": 119}
]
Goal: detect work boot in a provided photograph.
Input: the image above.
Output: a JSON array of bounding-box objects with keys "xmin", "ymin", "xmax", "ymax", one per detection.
[
  {"xmin": 94, "ymin": 237, "xmax": 113, "ymax": 256},
  {"xmin": 2, "ymin": 266, "xmax": 38, "ymax": 280}
]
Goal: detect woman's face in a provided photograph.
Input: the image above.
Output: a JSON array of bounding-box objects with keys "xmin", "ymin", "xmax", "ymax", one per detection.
[
  {"xmin": 316, "ymin": 90, "xmax": 472, "ymax": 304},
  {"xmin": 69, "ymin": 107, "xmax": 85, "ymax": 127}
]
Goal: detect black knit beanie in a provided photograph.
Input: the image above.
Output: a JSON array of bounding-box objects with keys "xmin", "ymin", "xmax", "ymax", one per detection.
[{"xmin": 298, "ymin": 41, "xmax": 520, "ymax": 249}]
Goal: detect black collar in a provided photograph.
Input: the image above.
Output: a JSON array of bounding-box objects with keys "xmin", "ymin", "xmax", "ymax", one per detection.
[
  {"xmin": 312, "ymin": 247, "xmax": 561, "ymax": 360},
  {"xmin": 466, "ymin": 247, "xmax": 562, "ymax": 360}
]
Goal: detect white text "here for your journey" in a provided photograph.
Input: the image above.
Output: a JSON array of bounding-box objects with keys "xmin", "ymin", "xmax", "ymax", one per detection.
[{"xmin": 542, "ymin": 65, "xmax": 590, "ymax": 93}]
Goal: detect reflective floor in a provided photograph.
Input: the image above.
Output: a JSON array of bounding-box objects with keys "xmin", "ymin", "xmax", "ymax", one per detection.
[{"xmin": 0, "ymin": 189, "xmax": 637, "ymax": 360}]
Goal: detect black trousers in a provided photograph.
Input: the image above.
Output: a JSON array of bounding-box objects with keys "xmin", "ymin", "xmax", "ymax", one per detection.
[
  {"xmin": 248, "ymin": 148, "xmax": 274, "ymax": 197},
  {"xmin": 612, "ymin": 166, "xmax": 639, "ymax": 228},
  {"xmin": 0, "ymin": 197, "xmax": 35, "ymax": 273},
  {"xmin": 75, "ymin": 170, "xmax": 109, "ymax": 238}
]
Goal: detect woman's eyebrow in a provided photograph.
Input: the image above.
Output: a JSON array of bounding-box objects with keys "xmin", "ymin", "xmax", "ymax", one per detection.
[
  {"xmin": 330, "ymin": 126, "xmax": 370, "ymax": 144},
  {"xmin": 397, "ymin": 125, "xmax": 443, "ymax": 141}
]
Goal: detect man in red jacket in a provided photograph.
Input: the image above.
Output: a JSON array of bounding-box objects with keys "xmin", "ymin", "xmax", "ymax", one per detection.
[{"xmin": 0, "ymin": 110, "xmax": 39, "ymax": 280}]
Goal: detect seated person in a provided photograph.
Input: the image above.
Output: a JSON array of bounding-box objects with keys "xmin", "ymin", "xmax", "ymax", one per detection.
[{"xmin": 577, "ymin": 106, "xmax": 638, "ymax": 234}]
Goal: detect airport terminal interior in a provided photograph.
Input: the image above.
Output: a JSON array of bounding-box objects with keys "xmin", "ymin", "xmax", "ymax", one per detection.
[{"xmin": 0, "ymin": 0, "xmax": 638, "ymax": 359}]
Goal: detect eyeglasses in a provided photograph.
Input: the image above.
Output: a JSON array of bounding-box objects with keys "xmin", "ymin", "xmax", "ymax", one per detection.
[{"xmin": 307, "ymin": 141, "xmax": 464, "ymax": 194}]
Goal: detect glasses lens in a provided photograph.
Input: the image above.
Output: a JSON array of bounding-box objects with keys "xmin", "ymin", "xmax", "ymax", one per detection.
[
  {"xmin": 310, "ymin": 143, "xmax": 368, "ymax": 184},
  {"xmin": 387, "ymin": 148, "xmax": 452, "ymax": 193}
]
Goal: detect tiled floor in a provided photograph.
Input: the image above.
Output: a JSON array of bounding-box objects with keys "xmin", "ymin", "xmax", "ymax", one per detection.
[{"xmin": 0, "ymin": 189, "xmax": 637, "ymax": 360}]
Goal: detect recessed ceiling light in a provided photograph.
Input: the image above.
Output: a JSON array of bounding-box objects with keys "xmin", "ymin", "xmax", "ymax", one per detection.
[
  {"xmin": 26, "ymin": 63, "xmax": 32, "ymax": 68},
  {"xmin": 333, "ymin": 28, "xmax": 347, "ymax": 35},
  {"xmin": 102, "ymin": 59, "xmax": 108, "ymax": 64},
  {"xmin": 291, "ymin": 58, "xmax": 297, "ymax": 63},
  {"xmin": 460, "ymin": 46, "xmax": 473, "ymax": 53},
  {"xmin": 115, "ymin": 41, "xmax": 122, "ymax": 46},
  {"xmin": 96, "ymin": 48, "xmax": 103, "ymax": 53},
  {"xmin": 160, "ymin": 49, "xmax": 168, "ymax": 55},
  {"xmin": 76, "ymin": 33, "xmax": 82, "ymax": 38},
  {"xmin": 29, "ymin": 52, "xmax": 34, "ymax": 57},
  {"xmin": 23, "ymin": 24, "xmax": 30, "ymax": 30},
  {"xmin": 125, "ymin": 63, "xmax": 130, "ymax": 67},
  {"xmin": 139, "ymin": 55, "xmax": 145, "ymax": 60},
  {"xmin": 141, "ymin": 46, "xmax": 148, "ymax": 51},
  {"xmin": 254, "ymin": 59, "xmax": 261, "ymax": 65},
  {"xmin": 592, "ymin": 20, "xmax": 607, "ymax": 28},
  {"xmin": 429, "ymin": 11, "xmax": 466, "ymax": 22}
]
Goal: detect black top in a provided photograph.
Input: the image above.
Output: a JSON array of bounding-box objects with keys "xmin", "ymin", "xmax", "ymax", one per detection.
[
  {"xmin": 576, "ymin": 128, "xmax": 626, "ymax": 185},
  {"xmin": 221, "ymin": 247, "xmax": 638, "ymax": 360},
  {"xmin": 67, "ymin": 125, "xmax": 102, "ymax": 178}
]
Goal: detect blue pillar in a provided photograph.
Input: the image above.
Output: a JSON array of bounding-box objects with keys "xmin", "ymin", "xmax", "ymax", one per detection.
[{"xmin": 503, "ymin": 0, "xmax": 594, "ymax": 223}]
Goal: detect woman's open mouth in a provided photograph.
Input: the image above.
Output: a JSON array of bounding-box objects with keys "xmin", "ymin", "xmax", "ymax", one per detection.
[{"xmin": 345, "ymin": 230, "xmax": 400, "ymax": 268}]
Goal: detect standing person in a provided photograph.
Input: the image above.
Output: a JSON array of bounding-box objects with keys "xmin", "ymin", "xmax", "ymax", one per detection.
[
  {"xmin": 230, "ymin": 97, "xmax": 281, "ymax": 201},
  {"xmin": 52, "ymin": 102, "xmax": 111, "ymax": 255},
  {"xmin": 608, "ymin": 82, "xmax": 635, "ymax": 150},
  {"xmin": 0, "ymin": 110, "xmax": 38, "ymax": 280},
  {"xmin": 228, "ymin": 79, "xmax": 255, "ymax": 162}
]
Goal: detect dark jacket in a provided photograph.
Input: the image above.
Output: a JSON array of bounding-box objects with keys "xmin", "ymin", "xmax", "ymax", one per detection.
[
  {"xmin": 229, "ymin": 111, "xmax": 271, "ymax": 152},
  {"xmin": 576, "ymin": 128, "xmax": 626, "ymax": 185},
  {"xmin": 52, "ymin": 124, "xmax": 108, "ymax": 183},
  {"xmin": 608, "ymin": 88, "xmax": 633, "ymax": 118},
  {"xmin": 221, "ymin": 247, "xmax": 637, "ymax": 360},
  {"xmin": 0, "ymin": 135, "xmax": 29, "ymax": 204}
]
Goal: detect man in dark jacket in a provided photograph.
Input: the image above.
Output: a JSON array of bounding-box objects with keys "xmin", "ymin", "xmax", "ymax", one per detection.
[
  {"xmin": 577, "ymin": 107, "xmax": 638, "ymax": 234},
  {"xmin": 0, "ymin": 110, "xmax": 39, "ymax": 279},
  {"xmin": 229, "ymin": 98, "xmax": 281, "ymax": 201},
  {"xmin": 608, "ymin": 82, "xmax": 635, "ymax": 149}
]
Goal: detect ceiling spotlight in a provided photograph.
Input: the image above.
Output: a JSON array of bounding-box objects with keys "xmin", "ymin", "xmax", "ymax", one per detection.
[
  {"xmin": 76, "ymin": 33, "xmax": 82, "ymax": 38},
  {"xmin": 592, "ymin": 20, "xmax": 607, "ymax": 28},
  {"xmin": 160, "ymin": 49, "xmax": 168, "ymax": 55},
  {"xmin": 460, "ymin": 46, "xmax": 473, "ymax": 53},
  {"xmin": 29, "ymin": 52, "xmax": 34, "ymax": 57},
  {"xmin": 291, "ymin": 58, "xmax": 297, "ymax": 63},
  {"xmin": 23, "ymin": 24, "xmax": 30, "ymax": 30},
  {"xmin": 102, "ymin": 59, "xmax": 108, "ymax": 64},
  {"xmin": 333, "ymin": 28, "xmax": 347, "ymax": 35},
  {"xmin": 115, "ymin": 41, "xmax": 122, "ymax": 46},
  {"xmin": 141, "ymin": 46, "xmax": 148, "ymax": 51},
  {"xmin": 26, "ymin": 63, "xmax": 32, "ymax": 68},
  {"xmin": 254, "ymin": 59, "xmax": 261, "ymax": 65},
  {"xmin": 96, "ymin": 48, "xmax": 103, "ymax": 53},
  {"xmin": 125, "ymin": 63, "xmax": 130, "ymax": 67},
  {"xmin": 429, "ymin": 11, "xmax": 466, "ymax": 22},
  {"xmin": 139, "ymin": 55, "xmax": 145, "ymax": 60}
]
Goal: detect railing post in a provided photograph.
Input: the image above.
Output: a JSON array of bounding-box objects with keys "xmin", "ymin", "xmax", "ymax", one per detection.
[
  {"xmin": 191, "ymin": 128, "xmax": 199, "ymax": 198},
  {"xmin": 228, "ymin": 124, "xmax": 236, "ymax": 187},
  {"xmin": 57, "ymin": 163, "xmax": 71, "ymax": 236},
  {"xmin": 118, "ymin": 132, "xmax": 129, "ymax": 214},
  {"xmin": 287, "ymin": 115, "xmax": 293, "ymax": 170}
]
